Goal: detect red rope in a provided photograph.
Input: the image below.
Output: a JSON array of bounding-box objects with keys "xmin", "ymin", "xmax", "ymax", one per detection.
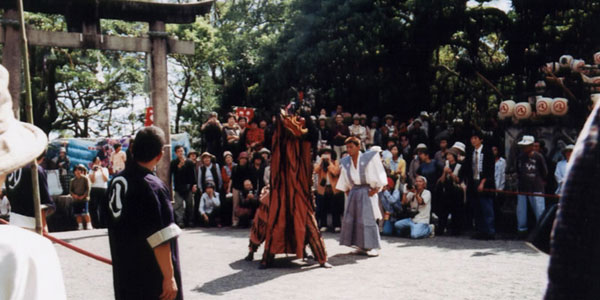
[
  {"xmin": 0, "ymin": 218, "xmax": 112, "ymax": 265},
  {"xmin": 481, "ymin": 188, "xmax": 560, "ymax": 199}
]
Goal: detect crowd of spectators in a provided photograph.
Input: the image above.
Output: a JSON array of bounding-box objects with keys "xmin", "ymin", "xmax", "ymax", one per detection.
[{"xmin": 184, "ymin": 104, "xmax": 574, "ymax": 241}]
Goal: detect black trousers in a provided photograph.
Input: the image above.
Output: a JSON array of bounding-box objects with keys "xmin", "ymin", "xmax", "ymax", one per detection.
[
  {"xmin": 89, "ymin": 187, "xmax": 106, "ymax": 228},
  {"xmin": 316, "ymin": 191, "xmax": 344, "ymax": 228},
  {"xmin": 436, "ymin": 184, "xmax": 464, "ymax": 235}
]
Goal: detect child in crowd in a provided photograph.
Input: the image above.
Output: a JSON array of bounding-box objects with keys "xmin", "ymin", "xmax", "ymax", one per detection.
[
  {"xmin": 199, "ymin": 182, "xmax": 221, "ymax": 227},
  {"xmin": 70, "ymin": 164, "xmax": 91, "ymax": 230}
]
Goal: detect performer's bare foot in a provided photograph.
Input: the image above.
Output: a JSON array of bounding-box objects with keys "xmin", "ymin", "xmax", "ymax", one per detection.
[
  {"xmin": 244, "ymin": 252, "xmax": 254, "ymax": 261},
  {"xmin": 320, "ymin": 262, "xmax": 333, "ymax": 268}
]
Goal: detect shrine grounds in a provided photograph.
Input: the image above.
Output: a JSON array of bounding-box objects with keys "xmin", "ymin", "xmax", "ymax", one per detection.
[{"xmin": 54, "ymin": 228, "xmax": 548, "ymax": 299}]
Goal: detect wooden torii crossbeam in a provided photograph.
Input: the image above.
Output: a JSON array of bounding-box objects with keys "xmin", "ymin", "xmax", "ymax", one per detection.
[{"xmin": 0, "ymin": 0, "xmax": 212, "ymax": 185}]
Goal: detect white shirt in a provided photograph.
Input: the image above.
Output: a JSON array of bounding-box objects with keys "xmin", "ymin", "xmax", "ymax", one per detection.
[
  {"xmin": 555, "ymin": 159, "xmax": 568, "ymax": 194},
  {"xmin": 199, "ymin": 192, "xmax": 221, "ymax": 215},
  {"xmin": 89, "ymin": 167, "xmax": 109, "ymax": 189},
  {"xmin": 472, "ymin": 145, "xmax": 483, "ymax": 180},
  {"xmin": 336, "ymin": 152, "xmax": 388, "ymax": 220},
  {"xmin": 494, "ymin": 157, "xmax": 506, "ymax": 190},
  {"xmin": 0, "ymin": 196, "xmax": 10, "ymax": 215},
  {"xmin": 406, "ymin": 190, "xmax": 431, "ymax": 224},
  {"xmin": 110, "ymin": 151, "xmax": 127, "ymax": 173}
]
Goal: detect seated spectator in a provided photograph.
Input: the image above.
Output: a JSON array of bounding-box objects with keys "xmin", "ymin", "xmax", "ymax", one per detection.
[
  {"xmin": 235, "ymin": 179, "xmax": 259, "ymax": 227},
  {"xmin": 393, "ymin": 176, "xmax": 434, "ymax": 238},
  {"xmin": 199, "ymin": 182, "xmax": 221, "ymax": 227},
  {"xmin": 70, "ymin": 164, "xmax": 91, "ymax": 230},
  {"xmin": 380, "ymin": 178, "xmax": 402, "ymax": 236}
]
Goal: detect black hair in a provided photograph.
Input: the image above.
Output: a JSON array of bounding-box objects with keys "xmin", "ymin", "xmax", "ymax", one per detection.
[
  {"xmin": 132, "ymin": 126, "xmax": 165, "ymax": 163},
  {"xmin": 114, "ymin": 143, "xmax": 122, "ymax": 150},
  {"xmin": 470, "ymin": 130, "xmax": 484, "ymax": 140},
  {"xmin": 174, "ymin": 145, "xmax": 184, "ymax": 152}
]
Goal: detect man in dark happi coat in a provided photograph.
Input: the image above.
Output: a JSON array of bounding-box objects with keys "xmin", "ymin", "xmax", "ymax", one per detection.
[{"xmin": 545, "ymin": 102, "xmax": 600, "ymax": 299}]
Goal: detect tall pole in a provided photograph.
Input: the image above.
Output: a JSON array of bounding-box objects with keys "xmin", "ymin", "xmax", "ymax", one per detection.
[
  {"xmin": 17, "ymin": 0, "xmax": 43, "ymax": 235},
  {"xmin": 149, "ymin": 21, "xmax": 172, "ymax": 189}
]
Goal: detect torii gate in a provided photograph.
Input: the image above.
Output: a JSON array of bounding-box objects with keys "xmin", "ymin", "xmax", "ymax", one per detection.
[{"xmin": 0, "ymin": 0, "xmax": 212, "ymax": 185}]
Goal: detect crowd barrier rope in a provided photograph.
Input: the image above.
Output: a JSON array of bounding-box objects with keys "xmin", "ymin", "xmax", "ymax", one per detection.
[
  {"xmin": 0, "ymin": 218, "xmax": 112, "ymax": 265},
  {"xmin": 481, "ymin": 188, "xmax": 560, "ymax": 199}
]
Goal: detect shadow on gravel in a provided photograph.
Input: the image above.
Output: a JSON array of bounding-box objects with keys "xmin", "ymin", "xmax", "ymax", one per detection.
[
  {"xmin": 382, "ymin": 235, "xmax": 541, "ymax": 256},
  {"xmin": 193, "ymin": 251, "xmax": 368, "ymax": 295}
]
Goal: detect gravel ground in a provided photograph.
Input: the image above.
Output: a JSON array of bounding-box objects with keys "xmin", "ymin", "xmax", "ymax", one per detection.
[{"xmin": 52, "ymin": 228, "xmax": 549, "ymax": 299}]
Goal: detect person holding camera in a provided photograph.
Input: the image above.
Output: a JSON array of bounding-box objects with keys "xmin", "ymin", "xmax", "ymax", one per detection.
[
  {"xmin": 314, "ymin": 147, "xmax": 341, "ymax": 232},
  {"xmin": 89, "ymin": 156, "xmax": 109, "ymax": 228},
  {"xmin": 393, "ymin": 176, "xmax": 434, "ymax": 239}
]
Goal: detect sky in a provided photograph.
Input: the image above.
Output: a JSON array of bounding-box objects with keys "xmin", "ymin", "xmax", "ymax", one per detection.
[{"xmin": 467, "ymin": 0, "xmax": 511, "ymax": 12}]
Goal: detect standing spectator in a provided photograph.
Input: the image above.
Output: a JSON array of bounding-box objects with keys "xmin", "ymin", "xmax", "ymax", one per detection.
[
  {"xmin": 331, "ymin": 104, "xmax": 343, "ymax": 117},
  {"xmin": 349, "ymin": 114, "xmax": 368, "ymax": 149},
  {"xmin": 199, "ymin": 182, "xmax": 220, "ymax": 227},
  {"xmin": 220, "ymin": 151, "xmax": 236, "ymax": 226},
  {"xmin": 314, "ymin": 147, "xmax": 341, "ymax": 232},
  {"xmin": 384, "ymin": 145, "xmax": 406, "ymax": 184},
  {"xmin": 317, "ymin": 115, "xmax": 332, "ymax": 149},
  {"xmin": 434, "ymin": 137, "xmax": 449, "ymax": 170},
  {"xmin": 393, "ymin": 176, "xmax": 434, "ymax": 238},
  {"xmin": 435, "ymin": 148, "xmax": 466, "ymax": 235},
  {"xmin": 110, "ymin": 143, "xmax": 127, "ymax": 175},
  {"xmin": 381, "ymin": 114, "xmax": 396, "ymax": 145},
  {"xmin": 331, "ymin": 114, "xmax": 350, "ymax": 159},
  {"xmin": 231, "ymin": 152, "xmax": 252, "ymax": 227},
  {"xmin": 245, "ymin": 120, "xmax": 265, "ymax": 151},
  {"xmin": 0, "ymin": 188, "xmax": 9, "ymax": 222},
  {"xmin": 399, "ymin": 134, "xmax": 412, "ymax": 163},
  {"xmin": 223, "ymin": 113, "xmax": 241, "ymax": 157},
  {"xmin": 5, "ymin": 151, "xmax": 55, "ymax": 231},
  {"xmin": 238, "ymin": 116, "xmax": 248, "ymax": 152},
  {"xmin": 105, "ymin": 126, "xmax": 182, "ymax": 300},
  {"xmin": 88, "ymin": 156, "xmax": 109, "ymax": 228},
  {"xmin": 70, "ymin": 164, "xmax": 91, "ymax": 230},
  {"xmin": 492, "ymin": 146, "xmax": 506, "ymax": 191},
  {"xmin": 53, "ymin": 147, "xmax": 70, "ymax": 195},
  {"xmin": 201, "ymin": 112, "xmax": 223, "ymax": 157},
  {"xmin": 359, "ymin": 114, "xmax": 368, "ymax": 128},
  {"xmin": 408, "ymin": 119, "xmax": 428, "ymax": 148},
  {"xmin": 554, "ymin": 144, "xmax": 574, "ymax": 195},
  {"xmin": 408, "ymin": 143, "xmax": 427, "ymax": 184},
  {"xmin": 170, "ymin": 146, "xmax": 197, "ymax": 228},
  {"xmin": 467, "ymin": 131, "xmax": 496, "ymax": 240},
  {"xmin": 516, "ymin": 135, "xmax": 548, "ymax": 237},
  {"xmin": 367, "ymin": 116, "xmax": 382, "ymax": 147}
]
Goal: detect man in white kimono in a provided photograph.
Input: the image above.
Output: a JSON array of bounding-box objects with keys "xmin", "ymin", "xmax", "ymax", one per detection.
[
  {"xmin": 336, "ymin": 137, "xmax": 387, "ymax": 257},
  {"xmin": 0, "ymin": 64, "xmax": 66, "ymax": 300}
]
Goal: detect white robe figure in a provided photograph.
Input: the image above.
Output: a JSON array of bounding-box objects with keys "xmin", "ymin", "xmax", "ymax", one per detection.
[
  {"xmin": 0, "ymin": 225, "xmax": 66, "ymax": 300},
  {"xmin": 336, "ymin": 151, "xmax": 388, "ymax": 250}
]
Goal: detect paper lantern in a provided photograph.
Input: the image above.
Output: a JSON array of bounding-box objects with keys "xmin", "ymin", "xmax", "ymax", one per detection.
[
  {"xmin": 541, "ymin": 62, "xmax": 560, "ymax": 74},
  {"xmin": 551, "ymin": 98, "xmax": 569, "ymax": 116},
  {"xmin": 559, "ymin": 55, "xmax": 573, "ymax": 69},
  {"xmin": 594, "ymin": 52, "xmax": 600, "ymax": 65},
  {"xmin": 514, "ymin": 102, "xmax": 532, "ymax": 120},
  {"xmin": 536, "ymin": 97, "xmax": 552, "ymax": 116},
  {"xmin": 571, "ymin": 59, "xmax": 585, "ymax": 73},
  {"xmin": 498, "ymin": 100, "xmax": 516, "ymax": 119},
  {"xmin": 591, "ymin": 94, "xmax": 600, "ymax": 107}
]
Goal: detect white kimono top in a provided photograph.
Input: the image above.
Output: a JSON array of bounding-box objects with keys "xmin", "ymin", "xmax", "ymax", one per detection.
[{"xmin": 336, "ymin": 151, "xmax": 388, "ymax": 220}]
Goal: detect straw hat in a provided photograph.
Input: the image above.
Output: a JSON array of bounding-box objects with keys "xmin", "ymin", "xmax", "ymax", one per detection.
[
  {"xmin": 0, "ymin": 64, "xmax": 48, "ymax": 177},
  {"xmin": 517, "ymin": 135, "xmax": 535, "ymax": 146}
]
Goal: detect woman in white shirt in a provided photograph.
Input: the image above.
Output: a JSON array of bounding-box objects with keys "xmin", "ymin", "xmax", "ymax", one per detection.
[{"xmin": 88, "ymin": 157, "xmax": 109, "ymax": 228}]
